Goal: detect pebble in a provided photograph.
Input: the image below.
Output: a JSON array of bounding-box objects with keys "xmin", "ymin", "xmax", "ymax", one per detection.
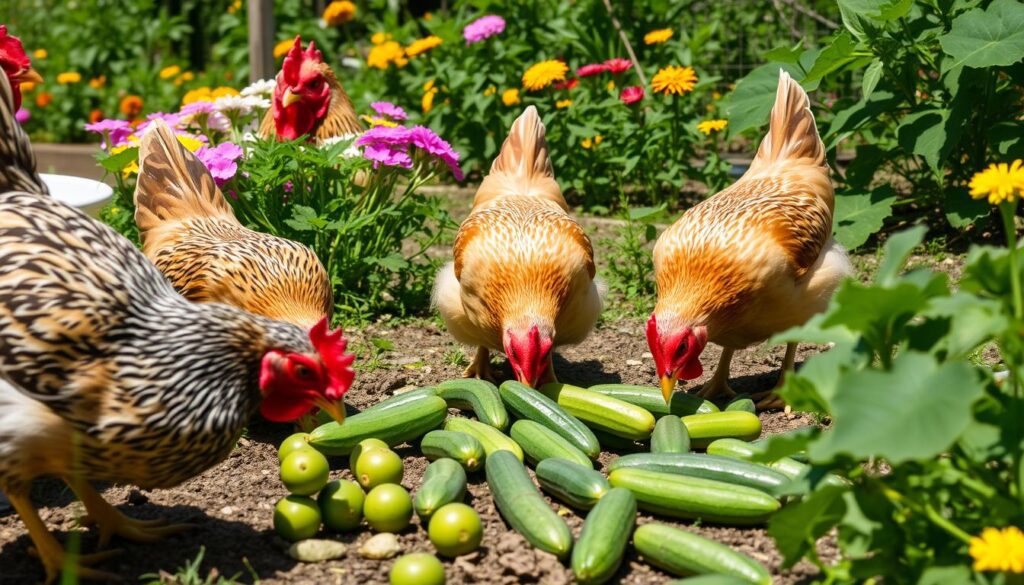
[
  {"xmin": 626, "ymin": 359, "xmax": 642, "ymax": 366},
  {"xmin": 359, "ymin": 532, "xmax": 401, "ymax": 559},
  {"xmin": 642, "ymin": 351, "xmax": 653, "ymax": 359},
  {"xmin": 220, "ymin": 506, "xmax": 234, "ymax": 516},
  {"xmin": 287, "ymin": 539, "xmax": 348, "ymax": 563}
]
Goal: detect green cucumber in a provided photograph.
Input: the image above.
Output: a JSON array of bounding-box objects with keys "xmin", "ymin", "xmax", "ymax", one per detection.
[
  {"xmin": 535, "ymin": 458, "xmax": 610, "ymax": 510},
  {"xmin": 510, "ymin": 420, "xmax": 592, "ymax": 468},
  {"xmin": 634, "ymin": 523, "xmax": 771, "ymax": 584},
  {"xmin": 486, "ymin": 450, "xmax": 572, "ymax": 558},
  {"xmin": 608, "ymin": 468, "xmax": 779, "ymax": 525},
  {"xmin": 651, "ymin": 415, "xmax": 690, "ymax": 454},
  {"xmin": 588, "ymin": 384, "xmax": 719, "ymax": 417},
  {"xmin": 725, "ymin": 395, "xmax": 756, "ymax": 414},
  {"xmin": 499, "ymin": 380, "xmax": 600, "ymax": 459},
  {"xmin": 366, "ymin": 386, "xmax": 439, "ymax": 412},
  {"xmin": 593, "ymin": 430, "xmax": 645, "ymax": 452},
  {"xmin": 572, "ymin": 488, "xmax": 636, "ymax": 584},
  {"xmin": 541, "ymin": 383, "xmax": 655, "ymax": 440},
  {"xmin": 444, "ymin": 417, "xmax": 523, "ymax": 462},
  {"xmin": 608, "ymin": 453, "xmax": 789, "ymax": 495},
  {"xmin": 669, "ymin": 577, "xmax": 752, "ymax": 585},
  {"xmin": 309, "ymin": 395, "xmax": 447, "ymax": 456},
  {"xmin": 707, "ymin": 438, "xmax": 845, "ymax": 487},
  {"xmin": 420, "ymin": 430, "xmax": 485, "ymax": 472},
  {"xmin": 436, "ymin": 379, "xmax": 509, "ymax": 430},
  {"xmin": 682, "ymin": 412, "xmax": 762, "ymax": 448},
  {"xmin": 414, "ymin": 458, "xmax": 467, "ymax": 520}
]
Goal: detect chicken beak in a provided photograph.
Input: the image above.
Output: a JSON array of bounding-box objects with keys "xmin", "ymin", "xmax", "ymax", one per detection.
[
  {"xmin": 15, "ymin": 67, "xmax": 43, "ymax": 85},
  {"xmin": 281, "ymin": 88, "xmax": 302, "ymax": 108},
  {"xmin": 313, "ymin": 396, "xmax": 346, "ymax": 425},
  {"xmin": 660, "ymin": 375, "xmax": 677, "ymax": 403}
]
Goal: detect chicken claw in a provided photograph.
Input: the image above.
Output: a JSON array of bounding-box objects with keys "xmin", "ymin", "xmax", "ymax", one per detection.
[
  {"xmin": 68, "ymin": 480, "xmax": 193, "ymax": 549},
  {"xmin": 463, "ymin": 346, "xmax": 495, "ymax": 382},
  {"xmin": 696, "ymin": 348, "xmax": 736, "ymax": 400}
]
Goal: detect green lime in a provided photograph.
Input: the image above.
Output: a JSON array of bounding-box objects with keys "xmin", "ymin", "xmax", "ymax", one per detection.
[
  {"xmin": 356, "ymin": 448, "xmax": 404, "ymax": 490},
  {"xmin": 349, "ymin": 438, "xmax": 390, "ymax": 474},
  {"xmin": 280, "ymin": 447, "xmax": 330, "ymax": 496},
  {"xmin": 427, "ymin": 503, "xmax": 482, "ymax": 557},
  {"xmin": 389, "ymin": 553, "xmax": 446, "ymax": 585},
  {"xmin": 278, "ymin": 432, "xmax": 312, "ymax": 462},
  {"xmin": 273, "ymin": 495, "xmax": 321, "ymax": 542},
  {"xmin": 318, "ymin": 479, "xmax": 365, "ymax": 532},
  {"xmin": 364, "ymin": 483, "xmax": 413, "ymax": 533}
]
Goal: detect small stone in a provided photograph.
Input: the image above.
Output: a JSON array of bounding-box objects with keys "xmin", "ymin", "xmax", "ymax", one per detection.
[
  {"xmin": 641, "ymin": 351, "xmax": 653, "ymax": 359},
  {"xmin": 287, "ymin": 539, "xmax": 348, "ymax": 563},
  {"xmin": 220, "ymin": 506, "xmax": 234, "ymax": 516},
  {"xmin": 626, "ymin": 359, "xmax": 642, "ymax": 366},
  {"xmin": 422, "ymin": 366, "xmax": 433, "ymax": 375},
  {"xmin": 359, "ymin": 532, "xmax": 401, "ymax": 559}
]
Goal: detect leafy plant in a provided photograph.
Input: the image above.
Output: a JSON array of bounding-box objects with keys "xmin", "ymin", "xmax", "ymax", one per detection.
[
  {"xmin": 601, "ymin": 197, "xmax": 662, "ymax": 312},
  {"xmin": 140, "ymin": 546, "xmax": 254, "ymax": 585}
]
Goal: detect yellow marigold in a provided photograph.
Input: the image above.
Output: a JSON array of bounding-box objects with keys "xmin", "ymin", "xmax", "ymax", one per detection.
[
  {"xmin": 273, "ymin": 39, "xmax": 294, "ymax": 59},
  {"xmin": 969, "ymin": 160, "xmax": 1024, "ymax": 205},
  {"xmin": 228, "ymin": 0, "xmax": 242, "ymax": 13},
  {"xmin": 556, "ymin": 99, "xmax": 572, "ymax": 109},
  {"xmin": 422, "ymin": 81, "xmax": 439, "ymax": 113},
  {"xmin": 119, "ymin": 94, "xmax": 143, "ymax": 118},
  {"xmin": 20, "ymin": 81, "xmax": 35, "ymax": 92},
  {"xmin": 502, "ymin": 88, "xmax": 520, "ymax": 106},
  {"xmin": 483, "ymin": 85, "xmax": 497, "ymax": 97},
  {"xmin": 159, "ymin": 65, "xmax": 181, "ymax": 79},
  {"xmin": 698, "ymin": 119, "xmax": 728, "ymax": 135},
  {"xmin": 522, "ymin": 60, "xmax": 568, "ymax": 92},
  {"xmin": 423, "ymin": 12, "xmax": 433, "ymax": 21},
  {"xmin": 176, "ymin": 135, "xmax": 203, "ymax": 153},
  {"xmin": 324, "ymin": 1, "xmax": 357, "ymax": 25},
  {"xmin": 581, "ymin": 135, "xmax": 603, "ymax": 150},
  {"xmin": 970, "ymin": 527, "xmax": 1024, "ymax": 573},
  {"xmin": 88, "ymin": 76, "xmax": 105, "ymax": 89},
  {"xmin": 33, "ymin": 48, "xmax": 46, "ymax": 59},
  {"xmin": 652, "ymin": 66, "xmax": 698, "ymax": 95},
  {"xmin": 644, "ymin": 28, "xmax": 673, "ymax": 45},
  {"xmin": 182, "ymin": 87, "xmax": 212, "ymax": 105},
  {"xmin": 56, "ymin": 72, "xmax": 81, "ymax": 85},
  {"xmin": 109, "ymin": 145, "xmax": 139, "ymax": 177},
  {"xmin": 607, "ymin": 80, "xmax": 616, "ymax": 91},
  {"xmin": 212, "ymin": 86, "xmax": 240, "ymax": 99},
  {"xmin": 361, "ymin": 115, "xmax": 399, "ymax": 128},
  {"xmin": 406, "ymin": 35, "xmax": 442, "ymax": 58},
  {"xmin": 367, "ymin": 41, "xmax": 408, "ymax": 69},
  {"xmin": 371, "ymin": 32, "xmax": 391, "ymax": 45}
]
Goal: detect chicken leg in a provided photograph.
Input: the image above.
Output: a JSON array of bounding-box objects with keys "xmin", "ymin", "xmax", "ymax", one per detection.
[
  {"xmin": 696, "ymin": 348, "xmax": 736, "ymax": 400},
  {"xmin": 67, "ymin": 479, "xmax": 192, "ymax": 549},
  {"xmin": 753, "ymin": 342, "xmax": 797, "ymax": 411},
  {"xmin": 463, "ymin": 346, "xmax": 494, "ymax": 381},
  {"xmin": 6, "ymin": 490, "xmax": 122, "ymax": 584}
]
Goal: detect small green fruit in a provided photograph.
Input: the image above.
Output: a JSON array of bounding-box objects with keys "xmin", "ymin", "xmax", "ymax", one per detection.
[
  {"xmin": 280, "ymin": 448, "xmax": 330, "ymax": 496},
  {"xmin": 356, "ymin": 448, "xmax": 404, "ymax": 490},
  {"xmin": 364, "ymin": 483, "xmax": 413, "ymax": 533},
  {"xmin": 389, "ymin": 553, "xmax": 446, "ymax": 585},
  {"xmin": 349, "ymin": 438, "xmax": 390, "ymax": 474},
  {"xmin": 273, "ymin": 495, "xmax": 321, "ymax": 542},
  {"xmin": 277, "ymin": 432, "xmax": 312, "ymax": 462},
  {"xmin": 318, "ymin": 479, "xmax": 365, "ymax": 532},
  {"xmin": 427, "ymin": 503, "xmax": 482, "ymax": 557}
]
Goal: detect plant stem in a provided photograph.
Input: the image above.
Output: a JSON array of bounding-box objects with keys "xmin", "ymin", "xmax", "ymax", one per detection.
[
  {"xmin": 880, "ymin": 484, "xmax": 972, "ymax": 544},
  {"xmin": 1001, "ymin": 202, "xmax": 1022, "ymax": 319}
]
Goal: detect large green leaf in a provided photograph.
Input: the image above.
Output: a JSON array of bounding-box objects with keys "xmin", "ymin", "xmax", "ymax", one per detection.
[
  {"xmin": 768, "ymin": 484, "xmax": 848, "ymax": 566},
  {"xmin": 939, "ymin": 0, "xmax": 1024, "ymax": 69},
  {"xmin": 809, "ymin": 352, "xmax": 985, "ymax": 463},
  {"xmin": 907, "ymin": 293, "xmax": 1005, "ymax": 359},
  {"xmin": 825, "ymin": 91, "xmax": 902, "ymax": 150},
  {"xmin": 726, "ymin": 62, "xmax": 804, "ymax": 138},
  {"xmin": 803, "ymin": 32, "xmax": 860, "ymax": 84},
  {"xmin": 832, "ymin": 186, "xmax": 898, "ymax": 250},
  {"xmin": 860, "ymin": 59, "xmax": 884, "ymax": 99},
  {"xmin": 875, "ymin": 225, "xmax": 926, "ymax": 287},
  {"xmin": 838, "ymin": 0, "xmax": 913, "ymax": 41},
  {"xmin": 896, "ymin": 107, "xmax": 967, "ymax": 172},
  {"xmin": 943, "ymin": 186, "xmax": 992, "ymax": 228}
]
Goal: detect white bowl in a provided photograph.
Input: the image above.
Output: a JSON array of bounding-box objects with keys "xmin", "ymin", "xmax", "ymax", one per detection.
[{"xmin": 40, "ymin": 173, "xmax": 114, "ymax": 218}]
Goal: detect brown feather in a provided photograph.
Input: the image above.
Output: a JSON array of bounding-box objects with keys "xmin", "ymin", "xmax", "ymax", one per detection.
[
  {"xmin": 474, "ymin": 106, "xmax": 566, "ymax": 211},
  {"xmin": 0, "ymin": 70, "xmax": 47, "ymax": 195}
]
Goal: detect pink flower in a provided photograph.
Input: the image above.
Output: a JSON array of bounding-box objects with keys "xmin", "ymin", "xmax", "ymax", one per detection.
[
  {"xmin": 554, "ymin": 78, "xmax": 579, "ymax": 91},
  {"xmin": 576, "ymin": 63, "xmax": 608, "ymax": 78},
  {"xmin": 408, "ymin": 125, "xmax": 464, "ymax": 181},
  {"xmin": 370, "ymin": 101, "xmax": 408, "ymax": 121},
  {"xmin": 463, "ymin": 15, "xmax": 506, "ymax": 44},
  {"xmin": 179, "ymin": 101, "xmax": 230, "ymax": 132},
  {"xmin": 195, "ymin": 142, "xmax": 243, "ymax": 186},
  {"xmin": 84, "ymin": 118, "xmax": 134, "ymax": 148},
  {"xmin": 604, "ymin": 58, "xmax": 632, "ymax": 74},
  {"xmin": 619, "ymin": 85, "xmax": 644, "ymax": 105},
  {"xmin": 355, "ymin": 125, "xmax": 464, "ymax": 180},
  {"xmin": 15, "ymin": 108, "xmax": 29, "ymax": 124}
]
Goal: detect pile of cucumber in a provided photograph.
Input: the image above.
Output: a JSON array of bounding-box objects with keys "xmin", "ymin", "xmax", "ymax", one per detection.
[{"xmin": 301, "ymin": 378, "xmax": 827, "ymax": 584}]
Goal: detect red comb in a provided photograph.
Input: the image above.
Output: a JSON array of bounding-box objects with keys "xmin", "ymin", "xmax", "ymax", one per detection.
[
  {"xmin": 309, "ymin": 316, "xmax": 355, "ymax": 400},
  {"xmin": 281, "ymin": 35, "xmax": 324, "ymax": 86},
  {"xmin": 0, "ymin": 26, "xmax": 31, "ymax": 76}
]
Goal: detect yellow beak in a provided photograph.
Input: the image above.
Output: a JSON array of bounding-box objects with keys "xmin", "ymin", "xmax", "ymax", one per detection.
[
  {"xmin": 15, "ymin": 67, "xmax": 43, "ymax": 85},
  {"xmin": 281, "ymin": 88, "xmax": 302, "ymax": 108},
  {"xmin": 313, "ymin": 396, "xmax": 346, "ymax": 425},
  {"xmin": 660, "ymin": 375, "xmax": 677, "ymax": 403}
]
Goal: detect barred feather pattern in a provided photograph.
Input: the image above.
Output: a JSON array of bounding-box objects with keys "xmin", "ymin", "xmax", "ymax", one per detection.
[
  {"xmin": 0, "ymin": 190, "xmax": 311, "ymax": 492},
  {"xmin": 0, "ymin": 69, "xmax": 47, "ymax": 194}
]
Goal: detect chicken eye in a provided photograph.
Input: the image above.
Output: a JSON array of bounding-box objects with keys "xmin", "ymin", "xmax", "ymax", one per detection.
[
  {"xmin": 306, "ymin": 78, "xmax": 322, "ymax": 89},
  {"xmin": 294, "ymin": 364, "xmax": 312, "ymax": 378}
]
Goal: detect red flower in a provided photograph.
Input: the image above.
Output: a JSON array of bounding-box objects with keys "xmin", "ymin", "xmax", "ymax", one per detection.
[
  {"xmin": 576, "ymin": 63, "xmax": 608, "ymax": 78},
  {"xmin": 619, "ymin": 85, "xmax": 644, "ymax": 105},
  {"xmin": 604, "ymin": 58, "xmax": 633, "ymax": 74},
  {"xmin": 554, "ymin": 78, "xmax": 579, "ymax": 91}
]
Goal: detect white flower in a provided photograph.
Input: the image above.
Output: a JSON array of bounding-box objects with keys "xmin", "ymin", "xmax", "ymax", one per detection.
[
  {"xmin": 240, "ymin": 78, "xmax": 277, "ymax": 97},
  {"xmin": 214, "ymin": 94, "xmax": 271, "ymax": 115}
]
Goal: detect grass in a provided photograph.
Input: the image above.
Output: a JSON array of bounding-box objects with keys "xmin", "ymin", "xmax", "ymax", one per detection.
[{"xmin": 139, "ymin": 547, "xmax": 255, "ymax": 585}]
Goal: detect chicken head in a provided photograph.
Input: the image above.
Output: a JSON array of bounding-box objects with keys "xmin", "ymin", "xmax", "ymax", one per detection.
[{"xmin": 272, "ymin": 36, "xmax": 332, "ymax": 140}]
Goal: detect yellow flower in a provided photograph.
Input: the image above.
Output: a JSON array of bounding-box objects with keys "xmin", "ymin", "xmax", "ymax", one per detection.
[
  {"xmin": 422, "ymin": 80, "xmax": 439, "ymax": 113},
  {"xmin": 227, "ymin": 0, "xmax": 242, "ymax": 13},
  {"xmin": 109, "ymin": 145, "xmax": 139, "ymax": 177},
  {"xmin": 969, "ymin": 160, "xmax": 1024, "ymax": 205},
  {"xmin": 606, "ymin": 80, "xmax": 616, "ymax": 91},
  {"xmin": 324, "ymin": 1, "xmax": 357, "ymax": 25},
  {"xmin": 20, "ymin": 81, "xmax": 36, "ymax": 92},
  {"xmin": 361, "ymin": 115, "xmax": 399, "ymax": 128},
  {"xmin": 88, "ymin": 76, "xmax": 106, "ymax": 90},
  {"xmin": 273, "ymin": 39, "xmax": 294, "ymax": 59},
  {"xmin": 502, "ymin": 88, "xmax": 520, "ymax": 106},
  {"xmin": 652, "ymin": 66, "xmax": 698, "ymax": 95},
  {"xmin": 581, "ymin": 135, "xmax": 602, "ymax": 150},
  {"xmin": 522, "ymin": 60, "xmax": 568, "ymax": 92},
  {"xmin": 423, "ymin": 12, "xmax": 433, "ymax": 21},
  {"xmin": 371, "ymin": 32, "xmax": 391, "ymax": 45},
  {"xmin": 56, "ymin": 72, "xmax": 81, "ymax": 85},
  {"xmin": 644, "ymin": 28, "xmax": 673, "ymax": 45},
  {"xmin": 970, "ymin": 526, "xmax": 1024, "ymax": 573},
  {"xmin": 159, "ymin": 65, "xmax": 181, "ymax": 79},
  {"xmin": 406, "ymin": 35, "xmax": 442, "ymax": 58},
  {"xmin": 33, "ymin": 48, "xmax": 47, "ymax": 59},
  {"xmin": 176, "ymin": 135, "xmax": 204, "ymax": 153},
  {"xmin": 698, "ymin": 119, "xmax": 728, "ymax": 135},
  {"xmin": 367, "ymin": 41, "xmax": 408, "ymax": 69},
  {"xmin": 182, "ymin": 87, "xmax": 213, "ymax": 105},
  {"xmin": 712, "ymin": 90, "xmax": 722, "ymax": 100},
  {"xmin": 556, "ymin": 99, "xmax": 572, "ymax": 109},
  {"xmin": 212, "ymin": 87, "xmax": 240, "ymax": 99},
  {"xmin": 483, "ymin": 85, "xmax": 497, "ymax": 97}
]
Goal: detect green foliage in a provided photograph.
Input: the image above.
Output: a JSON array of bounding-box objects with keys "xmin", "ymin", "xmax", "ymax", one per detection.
[
  {"xmin": 600, "ymin": 197, "xmax": 663, "ymax": 312},
  {"xmin": 140, "ymin": 546, "xmax": 253, "ymax": 585}
]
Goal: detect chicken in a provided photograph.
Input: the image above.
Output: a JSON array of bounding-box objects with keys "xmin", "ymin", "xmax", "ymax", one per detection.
[
  {"xmin": 134, "ymin": 119, "xmax": 334, "ymax": 328},
  {"xmin": 434, "ymin": 106, "xmax": 604, "ymax": 387},
  {"xmin": 0, "ymin": 28, "xmax": 46, "ymax": 196},
  {"xmin": 258, "ymin": 36, "xmax": 362, "ymax": 142},
  {"xmin": 0, "ymin": 71, "xmax": 353, "ymax": 583},
  {"xmin": 647, "ymin": 70, "xmax": 853, "ymax": 410},
  {"xmin": 0, "ymin": 25, "xmax": 42, "ymax": 113}
]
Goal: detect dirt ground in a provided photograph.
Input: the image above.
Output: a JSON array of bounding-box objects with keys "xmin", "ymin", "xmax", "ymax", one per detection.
[{"xmin": 0, "ymin": 316, "xmax": 836, "ymax": 585}]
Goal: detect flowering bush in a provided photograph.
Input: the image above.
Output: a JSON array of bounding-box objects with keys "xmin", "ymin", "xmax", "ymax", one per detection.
[{"xmin": 95, "ymin": 82, "xmax": 459, "ymax": 320}]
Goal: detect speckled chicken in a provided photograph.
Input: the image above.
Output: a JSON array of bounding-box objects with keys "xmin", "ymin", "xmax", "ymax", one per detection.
[
  {"xmin": 647, "ymin": 71, "xmax": 853, "ymax": 410},
  {"xmin": 434, "ymin": 106, "xmax": 604, "ymax": 387},
  {"xmin": 0, "ymin": 71, "xmax": 353, "ymax": 583},
  {"xmin": 134, "ymin": 119, "xmax": 334, "ymax": 328}
]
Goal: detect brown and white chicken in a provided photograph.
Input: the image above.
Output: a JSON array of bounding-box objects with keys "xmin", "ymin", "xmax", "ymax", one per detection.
[
  {"xmin": 134, "ymin": 119, "xmax": 334, "ymax": 328},
  {"xmin": 647, "ymin": 70, "xmax": 853, "ymax": 410},
  {"xmin": 0, "ymin": 71, "xmax": 352, "ymax": 583},
  {"xmin": 434, "ymin": 106, "xmax": 604, "ymax": 387}
]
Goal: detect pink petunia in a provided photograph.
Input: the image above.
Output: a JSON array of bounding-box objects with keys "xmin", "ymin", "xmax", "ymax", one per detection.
[
  {"xmin": 619, "ymin": 85, "xmax": 644, "ymax": 105},
  {"xmin": 15, "ymin": 108, "xmax": 29, "ymax": 124},
  {"xmin": 604, "ymin": 58, "xmax": 633, "ymax": 74},
  {"xmin": 463, "ymin": 15, "xmax": 506, "ymax": 45},
  {"xmin": 84, "ymin": 118, "xmax": 134, "ymax": 148},
  {"xmin": 195, "ymin": 141, "xmax": 244, "ymax": 186},
  {"xmin": 576, "ymin": 63, "xmax": 608, "ymax": 78},
  {"xmin": 408, "ymin": 125, "xmax": 464, "ymax": 181},
  {"xmin": 370, "ymin": 101, "xmax": 408, "ymax": 121}
]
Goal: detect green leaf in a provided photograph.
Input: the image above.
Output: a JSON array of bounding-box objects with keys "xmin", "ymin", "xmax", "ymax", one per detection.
[
  {"xmin": 366, "ymin": 253, "xmax": 409, "ymax": 272},
  {"xmin": 918, "ymin": 566, "xmax": 974, "ymax": 585},
  {"xmin": 939, "ymin": 0, "xmax": 1024, "ymax": 70},
  {"xmin": 726, "ymin": 61, "xmax": 805, "ymax": 137},
  {"xmin": 822, "ymin": 277, "xmax": 946, "ymax": 354},
  {"xmin": 838, "ymin": 0, "xmax": 912, "ymax": 41},
  {"xmin": 752, "ymin": 426, "xmax": 820, "ymax": 463},
  {"xmin": 98, "ymin": 146, "xmax": 139, "ymax": 173},
  {"xmin": 804, "ymin": 32, "xmax": 859, "ymax": 84},
  {"xmin": 875, "ymin": 225, "xmax": 927, "ymax": 286},
  {"xmin": 833, "ymin": 186, "xmax": 898, "ymax": 250},
  {"xmin": 825, "ymin": 91, "xmax": 902, "ymax": 150},
  {"xmin": 896, "ymin": 107, "xmax": 966, "ymax": 172},
  {"xmin": 284, "ymin": 205, "xmax": 328, "ymax": 231},
  {"xmin": 764, "ymin": 41, "xmax": 805, "ymax": 64},
  {"xmin": 943, "ymin": 186, "xmax": 992, "ymax": 229},
  {"xmin": 810, "ymin": 352, "xmax": 985, "ymax": 463},
  {"xmin": 861, "ymin": 59, "xmax": 883, "ymax": 99},
  {"xmin": 768, "ymin": 484, "xmax": 848, "ymax": 567},
  {"xmin": 909, "ymin": 293, "xmax": 1005, "ymax": 358},
  {"xmin": 627, "ymin": 204, "xmax": 666, "ymax": 222},
  {"xmin": 778, "ymin": 342, "xmax": 869, "ymax": 412}
]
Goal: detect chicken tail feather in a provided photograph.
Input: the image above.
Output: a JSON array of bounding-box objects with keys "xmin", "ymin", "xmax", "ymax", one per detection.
[
  {"xmin": 475, "ymin": 105, "xmax": 566, "ymax": 210},
  {"xmin": 0, "ymin": 68, "xmax": 47, "ymax": 195},
  {"xmin": 749, "ymin": 69, "xmax": 826, "ymax": 174},
  {"xmin": 134, "ymin": 119, "xmax": 238, "ymax": 243}
]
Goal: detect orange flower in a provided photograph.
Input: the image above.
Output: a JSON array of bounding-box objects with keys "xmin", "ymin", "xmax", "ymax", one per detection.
[
  {"xmin": 35, "ymin": 92, "xmax": 52, "ymax": 108},
  {"xmin": 273, "ymin": 39, "xmax": 294, "ymax": 59},
  {"xmin": 88, "ymin": 109, "xmax": 104, "ymax": 124},
  {"xmin": 323, "ymin": 1, "xmax": 357, "ymax": 25},
  {"xmin": 89, "ymin": 76, "xmax": 106, "ymax": 89},
  {"xmin": 120, "ymin": 94, "xmax": 144, "ymax": 118},
  {"xmin": 20, "ymin": 81, "xmax": 36, "ymax": 93}
]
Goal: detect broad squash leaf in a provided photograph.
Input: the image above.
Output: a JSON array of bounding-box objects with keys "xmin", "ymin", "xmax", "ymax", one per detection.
[
  {"xmin": 804, "ymin": 32, "xmax": 860, "ymax": 84},
  {"xmin": 769, "ymin": 484, "xmax": 848, "ymax": 567},
  {"xmin": 939, "ymin": 0, "xmax": 1024, "ymax": 70},
  {"xmin": 832, "ymin": 186, "xmax": 897, "ymax": 250},
  {"xmin": 725, "ymin": 50, "xmax": 818, "ymax": 138},
  {"xmin": 875, "ymin": 224, "xmax": 926, "ymax": 286}
]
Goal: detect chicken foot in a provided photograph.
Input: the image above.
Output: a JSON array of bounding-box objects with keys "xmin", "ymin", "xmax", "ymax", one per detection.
[
  {"xmin": 752, "ymin": 342, "xmax": 797, "ymax": 411},
  {"xmin": 67, "ymin": 478, "xmax": 193, "ymax": 549},
  {"xmin": 696, "ymin": 348, "xmax": 736, "ymax": 400},
  {"xmin": 6, "ymin": 490, "xmax": 123, "ymax": 584},
  {"xmin": 463, "ymin": 346, "xmax": 494, "ymax": 381}
]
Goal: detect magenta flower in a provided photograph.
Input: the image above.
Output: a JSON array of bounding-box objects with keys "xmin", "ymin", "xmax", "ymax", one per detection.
[
  {"xmin": 15, "ymin": 108, "xmax": 29, "ymax": 124},
  {"xmin": 84, "ymin": 118, "xmax": 134, "ymax": 148},
  {"xmin": 179, "ymin": 101, "xmax": 230, "ymax": 132},
  {"xmin": 355, "ymin": 125, "xmax": 464, "ymax": 180},
  {"xmin": 138, "ymin": 111, "xmax": 183, "ymax": 132},
  {"xmin": 619, "ymin": 85, "xmax": 644, "ymax": 105},
  {"xmin": 604, "ymin": 58, "xmax": 633, "ymax": 74},
  {"xmin": 364, "ymin": 143, "xmax": 413, "ymax": 169},
  {"xmin": 195, "ymin": 142, "xmax": 243, "ymax": 186},
  {"xmin": 463, "ymin": 15, "xmax": 505, "ymax": 44},
  {"xmin": 576, "ymin": 63, "xmax": 608, "ymax": 78},
  {"xmin": 370, "ymin": 101, "xmax": 408, "ymax": 121}
]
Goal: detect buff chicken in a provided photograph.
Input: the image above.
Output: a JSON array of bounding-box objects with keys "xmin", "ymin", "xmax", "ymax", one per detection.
[
  {"xmin": 434, "ymin": 106, "xmax": 604, "ymax": 387},
  {"xmin": 0, "ymin": 71, "xmax": 352, "ymax": 583},
  {"xmin": 134, "ymin": 119, "xmax": 334, "ymax": 328},
  {"xmin": 258, "ymin": 36, "xmax": 362, "ymax": 142},
  {"xmin": 647, "ymin": 70, "xmax": 853, "ymax": 410}
]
